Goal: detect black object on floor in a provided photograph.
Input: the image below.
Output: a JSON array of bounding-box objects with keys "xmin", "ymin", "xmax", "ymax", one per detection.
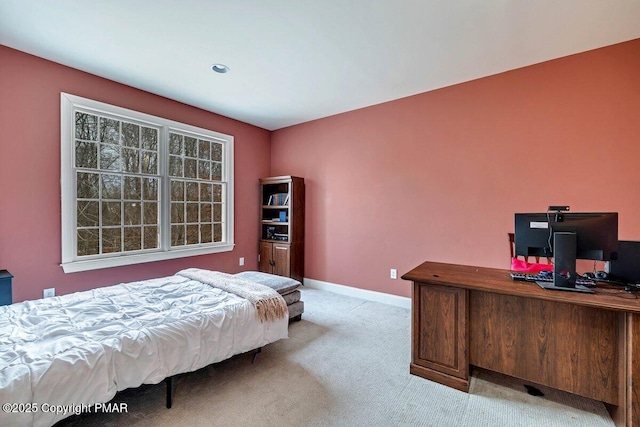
[{"xmin": 524, "ymin": 385, "xmax": 545, "ymax": 396}]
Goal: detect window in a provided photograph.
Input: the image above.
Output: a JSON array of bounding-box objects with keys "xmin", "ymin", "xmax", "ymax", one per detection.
[{"xmin": 61, "ymin": 93, "xmax": 234, "ymax": 273}]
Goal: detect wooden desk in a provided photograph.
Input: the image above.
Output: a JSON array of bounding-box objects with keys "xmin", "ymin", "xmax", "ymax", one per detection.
[{"xmin": 402, "ymin": 261, "xmax": 640, "ymax": 427}]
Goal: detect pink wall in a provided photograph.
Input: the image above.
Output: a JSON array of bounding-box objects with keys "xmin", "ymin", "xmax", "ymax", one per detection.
[
  {"xmin": 0, "ymin": 46, "xmax": 271, "ymax": 302},
  {"xmin": 271, "ymin": 39, "xmax": 640, "ymax": 298}
]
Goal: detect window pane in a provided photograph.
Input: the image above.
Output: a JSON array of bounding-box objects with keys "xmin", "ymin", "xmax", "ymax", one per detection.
[
  {"xmin": 184, "ymin": 137, "xmax": 197, "ymax": 157},
  {"xmin": 169, "ymin": 133, "xmax": 183, "ymax": 155},
  {"xmin": 186, "ymin": 181, "xmax": 198, "ymax": 202},
  {"xmin": 124, "ymin": 227, "xmax": 142, "ymax": 252},
  {"xmin": 213, "ymin": 184, "xmax": 222, "ymax": 203},
  {"xmin": 144, "ymin": 226, "xmax": 158, "ymax": 249},
  {"xmin": 102, "ymin": 201, "xmax": 122, "ymax": 226},
  {"xmin": 198, "ymin": 160, "xmax": 210, "ymax": 180},
  {"xmin": 143, "ymin": 178, "xmax": 158, "ymax": 201},
  {"xmin": 75, "ymin": 112, "xmax": 98, "ymax": 141},
  {"xmin": 102, "ymin": 174, "xmax": 122, "ymax": 199},
  {"xmin": 99, "ymin": 144, "xmax": 121, "ymax": 170},
  {"xmin": 141, "ymin": 127, "xmax": 158, "ymax": 150},
  {"xmin": 77, "ymin": 201, "xmax": 99, "ymax": 227},
  {"xmin": 77, "ymin": 228, "xmax": 99, "ymax": 256},
  {"xmin": 141, "ymin": 151, "xmax": 157, "ymax": 175},
  {"xmin": 122, "ymin": 122, "xmax": 140, "ymax": 147},
  {"xmin": 211, "ymin": 143, "xmax": 222, "ymax": 162},
  {"xmin": 77, "ymin": 172, "xmax": 99, "ymax": 199},
  {"xmin": 124, "ymin": 176, "xmax": 141, "ymax": 200},
  {"xmin": 75, "ymin": 141, "xmax": 98, "ymax": 169},
  {"xmin": 198, "ymin": 140, "xmax": 210, "ymax": 160},
  {"xmin": 186, "ymin": 203, "xmax": 199, "ymax": 223},
  {"xmin": 171, "ymin": 203, "xmax": 184, "ymax": 223},
  {"xmin": 184, "ymin": 158, "xmax": 197, "ymax": 179},
  {"xmin": 102, "ymin": 228, "xmax": 121, "ymax": 253},
  {"xmin": 99, "ymin": 117, "xmax": 120, "ymax": 144},
  {"xmin": 213, "ymin": 223, "xmax": 222, "ymax": 242},
  {"xmin": 143, "ymin": 202, "xmax": 158, "ymax": 225},
  {"xmin": 211, "ymin": 162, "xmax": 222, "ymax": 181},
  {"xmin": 171, "ymin": 180, "xmax": 184, "ymax": 201},
  {"xmin": 201, "ymin": 223, "xmax": 212, "ymax": 243},
  {"xmin": 200, "ymin": 203, "xmax": 212, "ymax": 222},
  {"xmin": 213, "ymin": 203, "xmax": 222, "ymax": 222},
  {"xmin": 122, "ymin": 148, "xmax": 140, "ymax": 173},
  {"xmin": 186, "ymin": 224, "xmax": 199, "ymax": 245},
  {"xmin": 200, "ymin": 183, "xmax": 212, "ymax": 202},
  {"xmin": 171, "ymin": 224, "xmax": 185, "ymax": 246},
  {"xmin": 124, "ymin": 202, "xmax": 141, "ymax": 225},
  {"xmin": 169, "ymin": 156, "xmax": 183, "ymax": 177}
]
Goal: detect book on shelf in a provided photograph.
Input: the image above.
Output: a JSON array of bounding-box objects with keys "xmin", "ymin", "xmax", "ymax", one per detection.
[
  {"xmin": 261, "ymin": 217, "xmax": 284, "ymax": 223},
  {"xmin": 268, "ymin": 193, "xmax": 289, "ymax": 206}
]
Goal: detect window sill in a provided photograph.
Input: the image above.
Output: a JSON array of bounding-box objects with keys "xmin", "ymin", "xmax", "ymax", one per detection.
[{"xmin": 61, "ymin": 243, "xmax": 235, "ymax": 273}]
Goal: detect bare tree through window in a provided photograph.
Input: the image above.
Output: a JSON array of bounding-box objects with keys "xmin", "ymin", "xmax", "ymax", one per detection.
[{"xmin": 62, "ymin": 93, "xmax": 234, "ymax": 272}]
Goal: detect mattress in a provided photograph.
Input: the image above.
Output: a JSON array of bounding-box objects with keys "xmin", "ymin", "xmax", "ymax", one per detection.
[{"xmin": 0, "ymin": 272, "xmax": 289, "ymax": 427}]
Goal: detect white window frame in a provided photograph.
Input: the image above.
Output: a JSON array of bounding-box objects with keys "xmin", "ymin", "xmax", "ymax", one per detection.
[{"xmin": 61, "ymin": 93, "xmax": 234, "ymax": 273}]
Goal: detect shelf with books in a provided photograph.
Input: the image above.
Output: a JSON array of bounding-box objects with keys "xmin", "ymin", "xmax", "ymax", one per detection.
[{"xmin": 267, "ymin": 193, "xmax": 289, "ymax": 206}]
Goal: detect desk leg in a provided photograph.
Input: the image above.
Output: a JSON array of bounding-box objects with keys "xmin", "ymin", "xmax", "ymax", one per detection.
[
  {"xmin": 614, "ymin": 313, "xmax": 640, "ymax": 427},
  {"xmin": 629, "ymin": 313, "xmax": 640, "ymax": 427}
]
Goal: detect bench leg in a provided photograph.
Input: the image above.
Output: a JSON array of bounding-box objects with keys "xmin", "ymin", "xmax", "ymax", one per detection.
[
  {"xmin": 165, "ymin": 376, "xmax": 173, "ymax": 409},
  {"xmin": 251, "ymin": 347, "xmax": 262, "ymax": 364}
]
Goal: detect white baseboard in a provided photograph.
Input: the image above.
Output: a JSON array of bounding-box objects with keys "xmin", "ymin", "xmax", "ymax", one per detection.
[{"xmin": 303, "ymin": 278, "xmax": 411, "ymax": 310}]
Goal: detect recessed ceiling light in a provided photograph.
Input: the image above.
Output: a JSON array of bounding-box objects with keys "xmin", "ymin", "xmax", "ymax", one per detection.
[{"xmin": 211, "ymin": 63, "xmax": 229, "ymax": 74}]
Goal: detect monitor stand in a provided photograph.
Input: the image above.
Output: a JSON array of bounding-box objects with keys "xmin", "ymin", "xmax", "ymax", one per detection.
[
  {"xmin": 537, "ymin": 231, "xmax": 594, "ymax": 294},
  {"xmin": 535, "ymin": 281, "xmax": 594, "ymax": 293}
]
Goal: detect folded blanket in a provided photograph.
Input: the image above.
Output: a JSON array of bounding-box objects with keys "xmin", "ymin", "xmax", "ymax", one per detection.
[{"xmin": 177, "ymin": 269, "xmax": 288, "ymax": 322}]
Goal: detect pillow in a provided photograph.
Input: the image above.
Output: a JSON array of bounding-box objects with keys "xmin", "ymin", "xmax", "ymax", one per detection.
[{"xmin": 234, "ymin": 271, "xmax": 302, "ymax": 295}]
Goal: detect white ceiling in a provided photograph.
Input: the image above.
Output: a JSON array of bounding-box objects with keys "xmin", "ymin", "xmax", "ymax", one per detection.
[{"xmin": 1, "ymin": 1, "xmax": 639, "ymax": 131}]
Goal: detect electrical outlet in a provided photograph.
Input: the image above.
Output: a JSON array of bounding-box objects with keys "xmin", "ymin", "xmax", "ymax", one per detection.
[
  {"xmin": 390, "ymin": 269, "xmax": 397, "ymax": 279},
  {"xmin": 43, "ymin": 288, "xmax": 55, "ymax": 298},
  {"xmin": 239, "ymin": 257, "xmax": 245, "ymax": 266}
]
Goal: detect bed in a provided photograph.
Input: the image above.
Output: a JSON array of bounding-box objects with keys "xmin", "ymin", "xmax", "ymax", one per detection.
[{"xmin": 0, "ymin": 269, "xmax": 289, "ymax": 427}]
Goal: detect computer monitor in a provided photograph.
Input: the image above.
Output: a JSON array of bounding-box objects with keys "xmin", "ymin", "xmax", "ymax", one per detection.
[
  {"xmin": 515, "ymin": 212, "xmax": 618, "ymax": 261},
  {"xmin": 514, "ymin": 211, "xmax": 618, "ymax": 293}
]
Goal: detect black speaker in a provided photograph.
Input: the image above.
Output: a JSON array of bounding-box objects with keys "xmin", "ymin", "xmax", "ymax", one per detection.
[{"xmin": 554, "ymin": 232, "xmax": 577, "ymax": 288}]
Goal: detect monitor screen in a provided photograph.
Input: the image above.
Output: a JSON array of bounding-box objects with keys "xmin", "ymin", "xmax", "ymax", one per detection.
[{"xmin": 514, "ymin": 212, "xmax": 618, "ymax": 261}]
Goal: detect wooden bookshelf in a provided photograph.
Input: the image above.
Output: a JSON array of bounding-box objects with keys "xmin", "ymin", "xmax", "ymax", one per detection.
[{"xmin": 258, "ymin": 176, "xmax": 304, "ymax": 282}]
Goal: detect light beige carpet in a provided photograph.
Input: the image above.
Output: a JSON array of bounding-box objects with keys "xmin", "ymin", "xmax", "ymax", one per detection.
[{"xmin": 56, "ymin": 288, "xmax": 614, "ymax": 427}]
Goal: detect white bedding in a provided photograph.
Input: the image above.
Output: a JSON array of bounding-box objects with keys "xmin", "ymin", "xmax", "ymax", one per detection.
[{"xmin": 0, "ymin": 272, "xmax": 289, "ymax": 427}]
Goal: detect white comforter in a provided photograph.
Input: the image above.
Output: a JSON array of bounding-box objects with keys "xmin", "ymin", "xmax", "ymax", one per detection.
[{"xmin": 0, "ymin": 272, "xmax": 289, "ymax": 427}]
